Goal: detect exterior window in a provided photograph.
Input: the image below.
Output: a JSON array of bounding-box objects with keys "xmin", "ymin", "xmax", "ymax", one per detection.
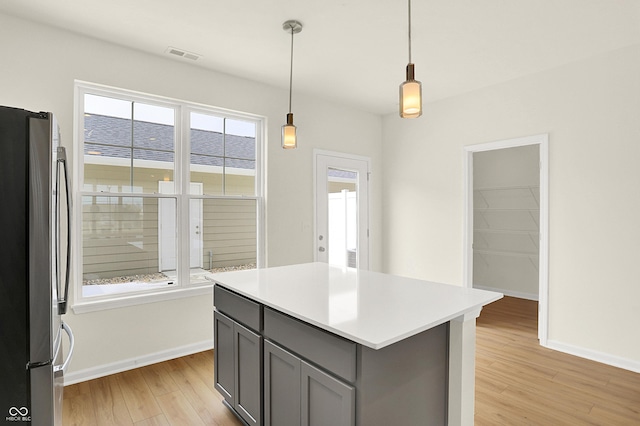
[
  {"xmin": 76, "ymin": 83, "xmax": 263, "ymax": 302},
  {"xmin": 189, "ymin": 112, "xmax": 256, "ymax": 196}
]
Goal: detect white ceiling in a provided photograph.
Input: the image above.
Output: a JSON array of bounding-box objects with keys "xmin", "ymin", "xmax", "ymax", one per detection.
[{"xmin": 1, "ymin": 0, "xmax": 639, "ymax": 115}]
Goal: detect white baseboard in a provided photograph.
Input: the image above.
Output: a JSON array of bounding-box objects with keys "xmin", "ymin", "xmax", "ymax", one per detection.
[
  {"xmin": 474, "ymin": 285, "xmax": 538, "ymax": 301},
  {"xmin": 64, "ymin": 340, "xmax": 214, "ymax": 386},
  {"xmin": 545, "ymin": 339, "xmax": 640, "ymax": 374}
]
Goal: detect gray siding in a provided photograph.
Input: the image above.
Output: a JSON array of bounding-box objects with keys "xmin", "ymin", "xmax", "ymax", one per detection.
[
  {"xmin": 83, "ymin": 197, "xmax": 159, "ymax": 279},
  {"xmin": 202, "ymin": 199, "xmax": 257, "ymax": 269},
  {"xmin": 83, "ymin": 197, "xmax": 256, "ymax": 281}
]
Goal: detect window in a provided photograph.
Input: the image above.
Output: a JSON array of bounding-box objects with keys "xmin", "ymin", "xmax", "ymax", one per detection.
[{"xmin": 75, "ymin": 82, "xmax": 263, "ymax": 308}]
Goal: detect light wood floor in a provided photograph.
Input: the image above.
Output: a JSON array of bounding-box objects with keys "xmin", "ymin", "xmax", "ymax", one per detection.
[
  {"xmin": 63, "ymin": 351, "xmax": 243, "ymax": 426},
  {"xmin": 475, "ymin": 296, "xmax": 640, "ymax": 425},
  {"xmin": 63, "ymin": 296, "xmax": 640, "ymax": 425}
]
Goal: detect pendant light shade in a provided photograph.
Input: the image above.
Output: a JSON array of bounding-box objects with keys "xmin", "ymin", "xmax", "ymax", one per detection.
[
  {"xmin": 282, "ymin": 113, "xmax": 297, "ymax": 149},
  {"xmin": 282, "ymin": 20, "xmax": 302, "ymax": 149},
  {"xmin": 400, "ymin": 64, "xmax": 422, "ymax": 118},
  {"xmin": 400, "ymin": 0, "xmax": 422, "ymax": 118}
]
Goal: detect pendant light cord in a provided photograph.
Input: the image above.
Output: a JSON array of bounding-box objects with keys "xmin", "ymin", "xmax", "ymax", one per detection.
[
  {"xmin": 408, "ymin": 0, "xmax": 412, "ymax": 64},
  {"xmin": 288, "ymin": 26, "xmax": 294, "ymax": 114}
]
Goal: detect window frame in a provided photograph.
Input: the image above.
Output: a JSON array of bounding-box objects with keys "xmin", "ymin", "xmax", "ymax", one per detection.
[{"xmin": 72, "ymin": 81, "xmax": 265, "ymax": 313}]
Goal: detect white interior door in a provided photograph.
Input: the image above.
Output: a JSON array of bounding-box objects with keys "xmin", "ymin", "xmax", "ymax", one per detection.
[
  {"xmin": 315, "ymin": 151, "xmax": 370, "ymax": 270},
  {"xmin": 158, "ymin": 181, "xmax": 203, "ymax": 271}
]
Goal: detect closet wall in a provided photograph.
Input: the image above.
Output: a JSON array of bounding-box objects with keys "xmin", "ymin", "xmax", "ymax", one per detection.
[{"xmin": 473, "ymin": 144, "xmax": 540, "ymax": 300}]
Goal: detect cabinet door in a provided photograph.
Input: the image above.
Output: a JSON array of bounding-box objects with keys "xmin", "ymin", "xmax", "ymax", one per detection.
[
  {"xmin": 264, "ymin": 340, "xmax": 301, "ymax": 426},
  {"xmin": 301, "ymin": 361, "xmax": 355, "ymax": 426},
  {"xmin": 214, "ymin": 311, "xmax": 235, "ymax": 405},
  {"xmin": 235, "ymin": 322, "xmax": 262, "ymax": 426}
]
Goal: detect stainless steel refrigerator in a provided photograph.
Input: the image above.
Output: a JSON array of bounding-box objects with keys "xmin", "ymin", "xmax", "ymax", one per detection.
[{"xmin": 0, "ymin": 106, "xmax": 74, "ymax": 425}]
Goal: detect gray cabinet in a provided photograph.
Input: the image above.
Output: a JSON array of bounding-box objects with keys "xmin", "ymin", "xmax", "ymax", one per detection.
[
  {"xmin": 214, "ymin": 311, "xmax": 235, "ymax": 405},
  {"xmin": 263, "ymin": 307, "xmax": 356, "ymax": 383},
  {"xmin": 301, "ymin": 360, "xmax": 355, "ymax": 426},
  {"xmin": 264, "ymin": 340, "xmax": 301, "ymax": 426},
  {"xmin": 235, "ymin": 321, "xmax": 262, "ymax": 426},
  {"xmin": 214, "ymin": 310, "xmax": 262, "ymax": 426},
  {"xmin": 264, "ymin": 340, "xmax": 355, "ymax": 426},
  {"xmin": 214, "ymin": 284, "xmax": 447, "ymax": 426}
]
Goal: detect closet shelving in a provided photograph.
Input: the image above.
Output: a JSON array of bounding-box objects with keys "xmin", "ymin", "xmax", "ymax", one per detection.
[{"xmin": 473, "ymin": 185, "xmax": 540, "ymax": 269}]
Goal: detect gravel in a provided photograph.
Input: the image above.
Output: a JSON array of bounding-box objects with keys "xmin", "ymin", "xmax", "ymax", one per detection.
[{"xmin": 83, "ymin": 263, "xmax": 256, "ymax": 286}]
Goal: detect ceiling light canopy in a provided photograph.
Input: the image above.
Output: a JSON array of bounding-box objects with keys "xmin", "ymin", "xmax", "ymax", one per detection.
[
  {"xmin": 400, "ymin": 0, "xmax": 422, "ymax": 118},
  {"xmin": 282, "ymin": 19, "xmax": 302, "ymax": 149}
]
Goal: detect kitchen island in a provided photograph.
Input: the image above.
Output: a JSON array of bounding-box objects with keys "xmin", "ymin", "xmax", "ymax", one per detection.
[{"xmin": 211, "ymin": 262, "xmax": 502, "ymax": 426}]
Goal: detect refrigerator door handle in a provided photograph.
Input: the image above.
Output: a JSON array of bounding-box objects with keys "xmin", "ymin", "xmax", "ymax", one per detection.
[
  {"xmin": 56, "ymin": 146, "xmax": 72, "ymax": 315},
  {"xmin": 54, "ymin": 322, "xmax": 74, "ymax": 374}
]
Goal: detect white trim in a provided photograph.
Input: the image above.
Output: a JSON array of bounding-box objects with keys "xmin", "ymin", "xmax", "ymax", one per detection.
[
  {"xmin": 473, "ymin": 285, "xmax": 538, "ymax": 301},
  {"xmin": 73, "ymin": 80, "xmax": 265, "ymax": 307},
  {"xmin": 63, "ymin": 340, "xmax": 214, "ymax": 385},
  {"xmin": 75, "ymin": 80, "xmax": 265, "ymax": 122},
  {"xmin": 546, "ymin": 340, "xmax": 640, "ymax": 374},
  {"xmin": 72, "ymin": 284, "xmax": 213, "ymax": 314},
  {"xmin": 72, "ymin": 83, "xmax": 85, "ymax": 310},
  {"xmin": 451, "ymin": 307, "xmax": 483, "ymax": 322},
  {"xmin": 313, "ymin": 149, "xmax": 372, "ymax": 163},
  {"xmin": 464, "ymin": 134, "xmax": 546, "ymax": 152},
  {"xmin": 176, "ymin": 106, "xmax": 189, "ymax": 286},
  {"xmin": 255, "ymin": 117, "xmax": 267, "ymax": 268},
  {"xmin": 463, "ymin": 133, "xmax": 549, "ymax": 345},
  {"xmin": 448, "ymin": 310, "xmax": 480, "ymax": 425}
]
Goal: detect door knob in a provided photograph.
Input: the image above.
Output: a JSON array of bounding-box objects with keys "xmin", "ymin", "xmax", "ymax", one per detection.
[{"xmin": 318, "ymin": 247, "xmax": 325, "ymax": 252}]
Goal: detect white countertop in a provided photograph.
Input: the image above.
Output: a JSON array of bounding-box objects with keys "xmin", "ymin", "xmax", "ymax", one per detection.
[{"xmin": 211, "ymin": 262, "xmax": 502, "ymax": 349}]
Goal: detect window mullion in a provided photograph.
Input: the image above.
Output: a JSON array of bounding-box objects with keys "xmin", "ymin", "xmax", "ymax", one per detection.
[
  {"xmin": 176, "ymin": 106, "xmax": 189, "ymax": 288},
  {"xmin": 130, "ymin": 101, "xmax": 135, "ymax": 190},
  {"xmin": 222, "ymin": 118, "xmax": 226, "ymax": 195}
]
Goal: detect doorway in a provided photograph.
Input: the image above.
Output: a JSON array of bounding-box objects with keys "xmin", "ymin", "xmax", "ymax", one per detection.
[
  {"xmin": 463, "ymin": 134, "xmax": 549, "ymax": 343},
  {"xmin": 473, "ymin": 145, "xmax": 540, "ymax": 300},
  {"xmin": 314, "ymin": 150, "xmax": 370, "ymax": 270}
]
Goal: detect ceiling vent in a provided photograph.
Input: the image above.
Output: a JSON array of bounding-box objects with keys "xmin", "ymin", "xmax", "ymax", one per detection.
[{"xmin": 165, "ymin": 46, "xmax": 201, "ymax": 61}]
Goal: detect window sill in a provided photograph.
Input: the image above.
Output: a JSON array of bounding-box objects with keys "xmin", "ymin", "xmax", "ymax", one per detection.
[{"xmin": 71, "ymin": 284, "xmax": 213, "ymax": 314}]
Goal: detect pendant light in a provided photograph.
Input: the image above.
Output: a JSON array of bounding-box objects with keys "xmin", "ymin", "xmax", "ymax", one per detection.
[
  {"xmin": 282, "ymin": 20, "xmax": 302, "ymax": 149},
  {"xmin": 399, "ymin": 0, "xmax": 422, "ymax": 118}
]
